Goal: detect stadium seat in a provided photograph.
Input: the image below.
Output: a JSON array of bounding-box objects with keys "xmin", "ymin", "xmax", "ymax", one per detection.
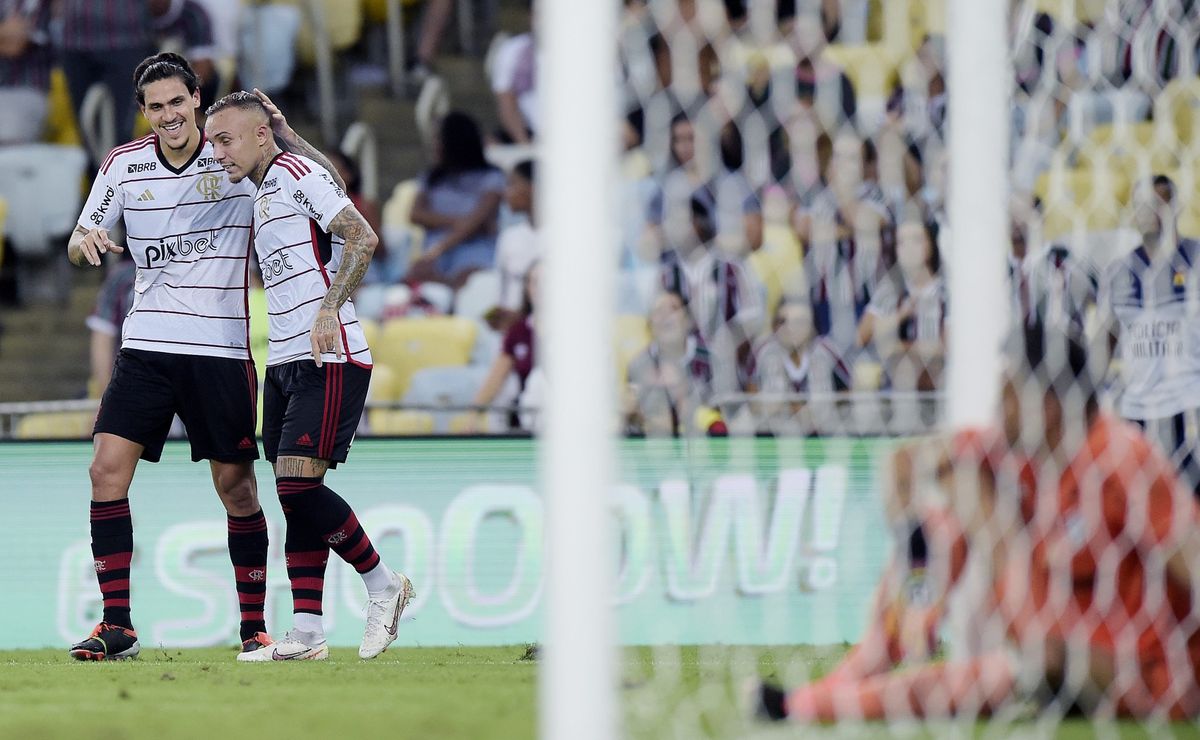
[
  {"xmin": 821, "ymin": 43, "xmax": 901, "ymax": 129},
  {"xmin": 455, "ymin": 269, "xmax": 501, "ymax": 321},
  {"xmin": 0, "ymin": 145, "xmax": 88, "ymax": 256},
  {"xmin": 1035, "ymin": 164, "xmax": 1131, "ymax": 236},
  {"xmin": 367, "ymin": 362, "xmax": 403, "ymax": 404},
  {"xmin": 403, "ymin": 365, "xmax": 490, "ymax": 432},
  {"xmin": 42, "ymin": 68, "xmax": 81, "ymax": 146},
  {"xmin": 614, "ymin": 314, "xmax": 650, "ymax": 383},
  {"xmin": 415, "ymin": 75, "xmax": 451, "ymax": 148},
  {"xmin": 374, "ymin": 316, "xmax": 477, "ymax": 396},
  {"xmin": 366, "ymin": 408, "xmax": 435, "ymax": 435},
  {"xmin": 359, "ymin": 318, "xmax": 381, "ymax": 354},
  {"xmin": 1154, "ymin": 76, "xmax": 1200, "ymax": 148},
  {"xmin": 381, "ymin": 179, "xmax": 425, "ymax": 275},
  {"xmin": 288, "ymin": 0, "xmax": 364, "ymax": 67},
  {"xmin": 14, "ymin": 411, "xmax": 95, "ymax": 440}
]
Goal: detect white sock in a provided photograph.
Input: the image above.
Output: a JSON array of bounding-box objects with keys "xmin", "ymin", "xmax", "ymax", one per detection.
[
  {"xmin": 362, "ymin": 562, "xmax": 395, "ymax": 598},
  {"xmin": 292, "ymin": 612, "xmax": 325, "ymax": 641}
]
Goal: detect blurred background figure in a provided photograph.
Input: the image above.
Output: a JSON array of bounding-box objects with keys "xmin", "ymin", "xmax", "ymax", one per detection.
[
  {"xmin": 0, "ymin": 0, "xmax": 52, "ymax": 145},
  {"xmin": 409, "ymin": 111, "xmax": 505, "ymax": 286},
  {"xmin": 57, "ymin": 0, "xmax": 153, "ymax": 142}
]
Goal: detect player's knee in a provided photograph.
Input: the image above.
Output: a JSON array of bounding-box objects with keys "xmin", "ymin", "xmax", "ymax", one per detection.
[
  {"xmin": 88, "ymin": 457, "xmax": 130, "ymax": 500},
  {"xmin": 214, "ymin": 466, "xmax": 259, "ymax": 514}
]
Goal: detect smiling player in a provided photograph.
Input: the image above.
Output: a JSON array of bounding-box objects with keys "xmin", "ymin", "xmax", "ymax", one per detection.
[{"xmin": 204, "ymin": 91, "xmax": 413, "ymax": 662}]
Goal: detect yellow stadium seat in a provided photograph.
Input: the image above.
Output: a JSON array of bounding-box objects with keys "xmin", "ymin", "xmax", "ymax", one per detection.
[
  {"xmin": 748, "ymin": 249, "xmax": 782, "ymax": 322},
  {"xmin": 821, "ymin": 44, "xmax": 901, "ymax": 100},
  {"xmin": 367, "ymin": 362, "xmax": 402, "ymax": 403},
  {"xmin": 43, "ymin": 69, "xmax": 81, "ymax": 146},
  {"xmin": 15, "ymin": 411, "xmax": 95, "ymax": 440},
  {"xmin": 614, "ymin": 314, "xmax": 650, "ymax": 383},
  {"xmin": 374, "ymin": 316, "xmax": 477, "ymax": 396},
  {"xmin": 1036, "ymin": 163, "xmax": 1130, "ymax": 239},
  {"xmin": 359, "ymin": 318, "xmax": 380, "ymax": 352},
  {"xmin": 382, "ymin": 179, "xmax": 425, "ymax": 271},
  {"xmin": 1155, "ymin": 76, "xmax": 1200, "ymax": 147},
  {"xmin": 447, "ymin": 411, "xmax": 482, "ymax": 434},
  {"xmin": 367, "ymin": 409, "xmax": 435, "ymax": 435},
  {"xmin": 286, "ymin": 0, "xmax": 364, "ymax": 67}
]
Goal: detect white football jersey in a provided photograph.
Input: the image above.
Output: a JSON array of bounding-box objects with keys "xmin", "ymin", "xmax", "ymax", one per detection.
[
  {"xmin": 1101, "ymin": 239, "xmax": 1200, "ymax": 419},
  {"xmin": 79, "ymin": 133, "xmax": 256, "ymax": 359},
  {"xmin": 252, "ymin": 152, "xmax": 372, "ymax": 368}
]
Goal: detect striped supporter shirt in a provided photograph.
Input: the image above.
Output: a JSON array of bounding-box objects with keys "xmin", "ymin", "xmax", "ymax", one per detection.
[
  {"xmin": 252, "ymin": 152, "xmax": 372, "ymax": 368},
  {"xmin": 0, "ymin": 0, "xmax": 51, "ymax": 90},
  {"xmin": 78, "ymin": 133, "xmax": 256, "ymax": 359},
  {"xmin": 59, "ymin": 0, "xmax": 152, "ymax": 51}
]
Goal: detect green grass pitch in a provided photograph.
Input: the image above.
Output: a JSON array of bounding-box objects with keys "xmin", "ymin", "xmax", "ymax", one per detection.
[{"xmin": 1, "ymin": 646, "xmax": 1194, "ymax": 739}]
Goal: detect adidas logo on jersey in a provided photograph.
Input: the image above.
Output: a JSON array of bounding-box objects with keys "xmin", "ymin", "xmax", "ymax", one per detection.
[
  {"xmin": 237, "ymin": 437, "xmax": 254, "ymax": 450},
  {"xmin": 295, "ymin": 433, "xmax": 314, "ymax": 447},
  {"xmin": 136, "ymin": 189, "xmax": 154, "ymax": 202}
]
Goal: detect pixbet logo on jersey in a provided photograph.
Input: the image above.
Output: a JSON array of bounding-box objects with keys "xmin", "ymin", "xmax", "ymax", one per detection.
[
  {"xmin": 144, "ymin": 230, "xmax": 220, "ymax": 267},
  {"xmin": 260, "ymin": 250, "xmax": 294, "ymax": 282}
]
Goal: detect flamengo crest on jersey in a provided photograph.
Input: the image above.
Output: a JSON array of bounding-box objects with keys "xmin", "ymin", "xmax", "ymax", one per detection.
[
  {"xmin": 79, "ymin": 134, "xmax": 256, "ymax": 359},
  {"xmin": 253, "ymin": 152, "xmax": 372, "ymax": 368}
]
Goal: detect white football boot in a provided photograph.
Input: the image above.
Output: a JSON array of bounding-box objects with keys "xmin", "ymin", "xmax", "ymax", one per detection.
[
  {"xmin": 237, "ymin": 629, "xmax": 329, "ymax": 662},
  {"xmin": 359, "ymin": 572, "xmax": 414, "ymax": 659}
]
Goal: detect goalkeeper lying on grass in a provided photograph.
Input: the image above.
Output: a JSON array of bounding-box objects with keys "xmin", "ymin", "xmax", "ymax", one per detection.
[{"xmin": 757, "ymin": 322, "xmax": 1200, "ymax": 722}]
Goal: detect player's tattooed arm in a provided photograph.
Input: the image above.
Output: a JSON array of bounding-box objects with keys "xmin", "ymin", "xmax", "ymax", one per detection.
[
  {"xmin": 309, "ymin": 205, "xmax": 378, "ymax": 366},
  {"xmin": 252, "ymin": 88, "xmax": 347, "ymax": 191}
]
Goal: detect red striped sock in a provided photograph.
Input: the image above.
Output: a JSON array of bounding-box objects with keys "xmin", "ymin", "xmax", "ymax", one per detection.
[
  {"xmin": 276, "ymin": 477, "xmax": 382, "ymax": 575},
  {"xmin": 227, "ymin": 510, "xmax": 269, "ymax": 641},
  {"xmin": 91, "ymin": 499, "xmax": 134, "ymax": 629}
]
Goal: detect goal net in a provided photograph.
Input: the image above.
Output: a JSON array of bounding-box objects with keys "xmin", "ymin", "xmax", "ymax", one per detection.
[{"xmin": 605, "ymin": 0, "xmax": 1200, "ymax": 736}]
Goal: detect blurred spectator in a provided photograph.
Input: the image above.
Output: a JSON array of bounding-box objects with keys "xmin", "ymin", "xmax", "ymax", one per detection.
[
  {"xmin": 409, "ymin": 0, "xmax": 454, "ymax": 81},
  {"xmin": 1008, "ymin": 197, "xmax": 1098, "ymax": 334},
  {"xmin": 0, "ymin": 0, "xmax": 52, "ymax": 144},
  {"xmin": 470, "ymin": 263, "xmax": 540, "ymax": 432},
  {"xmin": 151, "ymin": 0, "xmax": 218, "ymax": 104},
  {"xmin": 57, "ymin": 0, "xmax": 154, "ymax": 142},
  {"xmin": 619, "ymin": 108, "xmax": 658, "ymax": 270},
  {"xmin": 495, "ymin": 159, "xmax": 539, "ymax": 313},
  {"xmin": 623, "ymin": 290, "xmax": 716, "ymax": 437},
  {"xmin": 749, "ymin": 298, "xmax": 849, "ymax": 434},
  {"xmin": 886, "ymin": 35, "xmax": 947, "ymax": 147},
  {"xmin": 796, "ymin": 130, "xmax": 895, "ymax": 354},
  {"xmin": 857, "ymin": 218, "xmax": 946, "ymax": 394},
  {"xmin": 791, "ymin": 13, "xmax": 855, "ymax": 134},
  {"xmin": 491, "ymin": 7, "xmax": 537, "ymax": 144},
  {"xmin": 409, "ymin": 111, "xmax": 505, "ymax": 286},
  {"xmin": 237, "ymin": 1, "xmax": 301, "ymax": 95},
  {"xmin": 86, "ymin": 252, "xmax": 136, "ymax": 397},
  {"xmin": 329, "ymin": 149, "xmax": 382, "ymax": 239},
  {"xmin": 661, "ymin": 195, "xmax": 764, "ymax": 394},
  {"xmin": 643, "ymin": 113, "xmax": 705, "ymax": 261},
  {"xmin": 704, "ymin": 121, "xmax": 763, "ymax": 254}
]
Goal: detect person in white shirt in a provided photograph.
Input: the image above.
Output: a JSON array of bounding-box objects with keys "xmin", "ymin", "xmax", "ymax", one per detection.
[
  {"xmin": 65, "ymin": 53, "xmax": 297, "ymax": 663},
  {"xmin": 1099, "ymin": 174, "xmax": 1200, "ymax": 496},
  {"xmin": 495, "ymin": 159, "xmax": 539, "ymax": 313},
  {"xmin": 491, "ymin": 9, "xmax": 537, "ymax": 144},
  {"xmin": 205, "ymin": 90, "xmax": 413, "ymax": 662}
]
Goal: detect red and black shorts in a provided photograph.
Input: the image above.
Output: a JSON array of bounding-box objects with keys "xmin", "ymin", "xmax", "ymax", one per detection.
[
  {"xmin": 94, "ymin": 348, "xmax": 259, "ymax": 463},
  {"xmin": 262, "ymin": 360, "xmax": 371, "ymax": 467}
]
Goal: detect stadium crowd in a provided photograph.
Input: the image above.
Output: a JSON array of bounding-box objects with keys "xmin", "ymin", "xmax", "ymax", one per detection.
[{"xmin": 2, "ymin": 0, "xmax": 1200, "ymax": 446}]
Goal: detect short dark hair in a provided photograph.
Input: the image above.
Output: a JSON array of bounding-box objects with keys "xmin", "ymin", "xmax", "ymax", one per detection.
[
  {"xmin": 133, "ymin": 52, "xmax": 199, "ymax": 106},
  {"xmin": 205, "ymin": 90, "xmax": 268, "ymax": 120},
  {"xmin": 512, "ymin": 159, "xmax": 535, "ymax": 184},
  {"xmin": 1152, "ymin": 173, "xmax": 1176, "ymax": 202},
  {"xmin": 923, "ymin": 219, "xmax": 941, "ymax": 274},
  {"xmin": 1011, "ymin": 321, "xmax": 1098, "ymax": 416}
]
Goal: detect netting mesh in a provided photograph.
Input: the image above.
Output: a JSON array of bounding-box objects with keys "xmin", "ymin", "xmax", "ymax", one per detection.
[{"xmin": 615, "ymin": 0, "xmax": 1200, "ymax": 736}]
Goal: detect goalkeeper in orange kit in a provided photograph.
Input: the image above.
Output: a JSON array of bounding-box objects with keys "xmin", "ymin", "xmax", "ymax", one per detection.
[{"xmin": 756, "ymin": 323, "xmax": 1200, "ymax": 722}]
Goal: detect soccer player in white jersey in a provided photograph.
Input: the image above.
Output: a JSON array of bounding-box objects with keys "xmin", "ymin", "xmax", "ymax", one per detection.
[
  {"xmin": 204, "ymin": 91, "xmax": 412, "ymax": 662},
  {"xmin": 1100, "ymin": 174, "xmax": 1200, "ymax": 497},
  {"xmin": 65, "ymin": 53, "xmax": 273, "ymax": 662}
]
